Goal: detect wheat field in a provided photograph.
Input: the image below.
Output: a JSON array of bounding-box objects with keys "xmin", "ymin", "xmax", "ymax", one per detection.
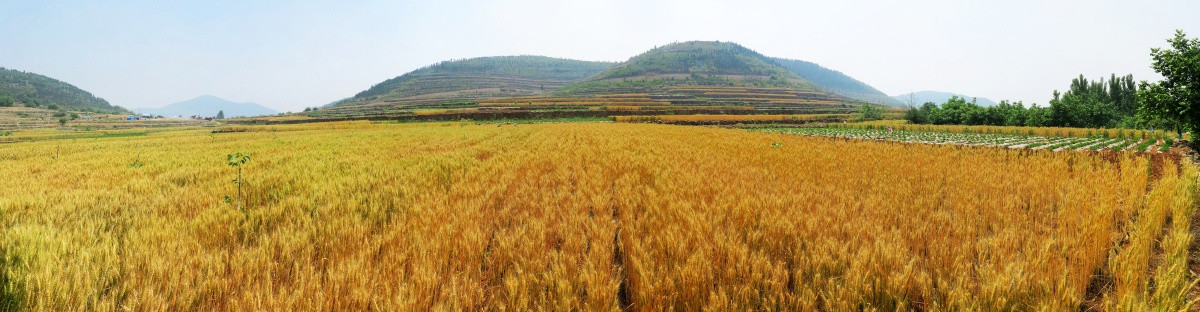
[{"xmin": 0, "ymin": 121, "xmax": 1195, "ymax": 310}]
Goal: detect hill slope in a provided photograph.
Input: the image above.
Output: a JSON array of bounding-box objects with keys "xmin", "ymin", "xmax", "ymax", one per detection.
[
  {"xmin": 310, "ymin": 42, "xmax": 866, "ymax": 121},
  {"xmin": 770, "ymin": 58, "xmax": 902, "ymax": 106},
  {"xmin": 137, "ymin": 95, "xmax": 277, "ymax": 118},
  {"xmin": 557, "ymin": 41, "xmax": 817, "ymax": 95},
  {"xmin": 339, "ymin": 56, "xmax": 615, "ymax": 107},
  {"xmin": 892, "ymin": 91, "xmax": 998, "ymax": 107},
  {"xmin": 0, "ymin": 67, "xmax": 125, "ymax": 113}
]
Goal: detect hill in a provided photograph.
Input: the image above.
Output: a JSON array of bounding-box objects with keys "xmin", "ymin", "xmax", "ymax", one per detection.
[
  {"xmin": 892, "ymin": 91, "xmax": 999, "ymax": 107},
  {"xmin": 306, "ymin": 42, "xmax": 863, "ymax": 122},
  {"xmin": 770, "ymin": 58, "xmax": 903, "ymax": 106},
  {"xmin": 0, "ymin": 67, "xmax": 126, "ymax": 113},
  {"xmin": 339, "ymin": 56, "xmax": 615, "ymax": 107},
  {"xmin": 137, "ymin": 95, "xmax": 277, "ymax": 118},
  {"xmin": 557, "ymin": 41, "xmax": 817, "ymax": 95}
]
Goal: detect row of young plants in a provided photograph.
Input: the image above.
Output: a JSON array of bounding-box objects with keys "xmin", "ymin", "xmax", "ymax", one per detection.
[
  {"xmin": 768, "ymin": 127, "xmax": 1176, "ymax": 152},
  {"xmin": 833, "ymin": 120, "xmax": 1188, "ymax": 141}
]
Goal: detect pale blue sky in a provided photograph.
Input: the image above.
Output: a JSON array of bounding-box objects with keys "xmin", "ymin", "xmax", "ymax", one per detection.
[{"xmin": 1, "ymin": 0, "xmax": 1197, "ymax": 111}]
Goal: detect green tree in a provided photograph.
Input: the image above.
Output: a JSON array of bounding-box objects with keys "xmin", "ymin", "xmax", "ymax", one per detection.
[
  {"xmin": 903, "ymin": 102, "xmax": 934, "ymax": 124},
  {"xmin": 930, "ymin": 96, "xmax": 972, "ymax": 125},
  {"xmin": 907, "ymin": 97, "xmax": 1054, "ymax": 127},
  {"xmin": 216, "ymin": 110, "xmax": 225, "ymax": 119},
  {"xmin": 1044, "ymin": 74, "xmax": 1139, "ymax": 128},
  {"xmin": 1025, "ymin": 106, "xmax": 1051, "ymax": 127},
  {"xmin": 857, "ymin": 103, "xmax": 884, "ymax": 121},
  {"xmin": 0, "ymin": 95, "xmax": 13, "ymax": 107},
  {"xmin": 1138, "ymin": 30, "xmax": 1200, "ymax": 136},
  {"xmin": 1109, "ymin": 74, "xmax": 1139, "ymax": 117},
  {"xmin": 995, "ymin": 100, "xmax": 1028, "ymax": 126}
]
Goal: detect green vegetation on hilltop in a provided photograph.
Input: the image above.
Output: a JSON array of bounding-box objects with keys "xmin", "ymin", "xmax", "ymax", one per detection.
[
  {"xmin": 594, "ymin": 41, "xmax": 795, "ymax": 79},
  {"xmin": 770, "ymin": 57, "xmax": 903, "ymax": 106},
  {"xmin": 0, "ymin": 67, "xmax": 126, "ymax": 113},
  {"xmin": 558, "ymin": 41, "xmax": 817, "ymax": 95},
  {"xmin": 343, "ymin": 56, "xmax": 615, "ymax": 106}
]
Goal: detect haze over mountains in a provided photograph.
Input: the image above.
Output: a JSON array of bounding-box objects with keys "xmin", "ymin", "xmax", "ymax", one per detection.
[
  {"xmin": 135, "ymin": 95, "xmax": 277, "ymax": 118},
  {"xmin": 770, "ymin": 58, "xmax": 903, "ymax": 106},
  {"xmin": 892, "ymin": 91, "xmax": 999, "ymax": 107}
]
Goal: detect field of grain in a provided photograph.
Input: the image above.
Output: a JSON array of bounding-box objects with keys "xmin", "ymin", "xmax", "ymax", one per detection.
[{"xmin": 0, "ymin": 121, "xmax": 1195, "ymax": 310}]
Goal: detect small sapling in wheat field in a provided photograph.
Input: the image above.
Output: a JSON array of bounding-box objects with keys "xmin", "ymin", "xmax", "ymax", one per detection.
[
  {"xmin": 226, "ymin": 152, "xmax": 251, "ymax": 212},
  {"xmin": 129, "ymin": 152, "xmax": 144, "ymax": 168}
]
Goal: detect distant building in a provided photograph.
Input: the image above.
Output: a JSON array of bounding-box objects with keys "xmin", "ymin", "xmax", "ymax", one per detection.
[{"xmin": 126, "ymin": 115, "xmax": 138, "ymax": 121}]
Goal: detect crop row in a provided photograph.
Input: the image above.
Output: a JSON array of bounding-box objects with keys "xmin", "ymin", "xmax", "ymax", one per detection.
[
  {"xmin": 774, "ymin": 127, "xmax": 1176, "ymax": 153},
  {"xmin": 841, "ymin": 120, "xmax": 1188, "ymax": 141}
]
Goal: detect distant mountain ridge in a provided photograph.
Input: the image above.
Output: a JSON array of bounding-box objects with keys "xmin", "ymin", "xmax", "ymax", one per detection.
[
  {"xmin": 0, "ymin": 67, "xmax": 126, "ymax": 113},
  {"xmin": 892, "ymin": 91, "xmax": 999, "ymax": 107},
  {"xmin": 137, "ymin": 95, "xmax": 277, "ymax": 117},
  {"xmin": 770, "ymin": 58, "xmax": 903, "ymax": 106}
]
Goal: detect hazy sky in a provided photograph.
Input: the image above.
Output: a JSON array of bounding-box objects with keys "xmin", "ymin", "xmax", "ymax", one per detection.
[{"xmin": 2, "ymin": 0, "xmax": 1197, "ymax": 111}]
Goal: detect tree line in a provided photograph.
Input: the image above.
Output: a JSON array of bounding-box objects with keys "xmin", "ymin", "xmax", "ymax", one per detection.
[
  {"xmin": 904, "ymin": 74, "xmax": 1140, "ymax": 128},
  {"xmin": 905, "ymin": 30, "xmax": 1199, "ymax": 136}
]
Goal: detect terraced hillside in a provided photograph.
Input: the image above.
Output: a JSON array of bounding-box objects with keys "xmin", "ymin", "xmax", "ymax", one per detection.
[
  {"xmin": 336, "ymin": 56, "xmax": 615, "ymax": 108},
  {"xmin": 285, "ymin": 85, "xmax": 859, "ymax": 123},
  {"xmin": 0, "ymin": 67, "xmax": 127, "ymax": 113},
  {"xmin": 291, "ymin": 42, "xmax": 863, "ymax": 124}
]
